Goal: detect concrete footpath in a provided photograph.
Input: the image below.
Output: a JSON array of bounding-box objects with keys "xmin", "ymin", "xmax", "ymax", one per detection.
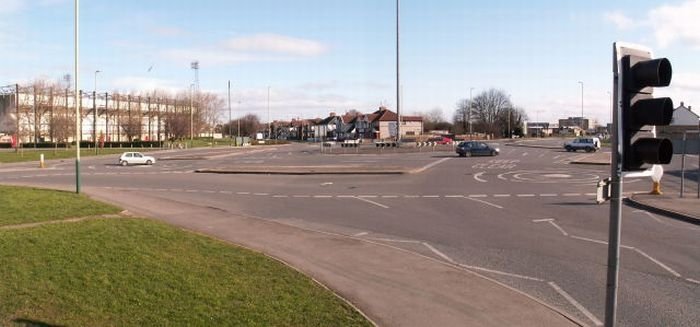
[
  {"xmin": 87, "ymin": 188, "xmax": 582, "ymax": 327},
  {"xmin": 627, "ymin": 193, "xmax": 700, "ymax": 224}
]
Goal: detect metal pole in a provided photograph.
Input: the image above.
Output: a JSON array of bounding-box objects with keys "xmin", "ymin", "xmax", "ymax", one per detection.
[
  {"xmin": 469, "ymin": 87, "xmax": 474, "ymax": 136},
  {"xmin": 93, "ymin": 91, "xmax": 97, "ymax": 153},
  {"xmin": 190, "ymin": 84, "xmax": 194, "ymax": 141},
  {"xmin": 578, "ymin": 81, "xmax": 584, "ymax": 134},
  {"xmin": 228, "ymin": 80, "xmax": 232, "ymax": 140},
  {"xmin": 395, "ymin": 0, "xmax": 401, "ymax": 144},
  {"xmin": 604, "ymin": 50, "xmax": 622, "ymax": 327},
  {"xmin": 74, "ymin": 0, "xmax": 81, "ymax": 193},
  {"xmin": 681, "ymin": 132, "xmax": 686, "ymax": 198},
  {"xmin": 267, "ymin": 86, "xmax": 271, "ymax": 139}
]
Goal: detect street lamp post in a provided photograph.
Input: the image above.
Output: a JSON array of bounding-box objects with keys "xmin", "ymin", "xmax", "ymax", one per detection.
[
  {"xmin": 267, "ymin": 86, "xmax": 271, "ymax": 139},
  {"xmin": 93, "ymin": 70, "xmax": 100, "ymax": 154},
  {"xmin": 578, "ymin": 81, "xmax": 584, "ymax": 134},
  {"xmin": 469, "ymin": 87, "xmax": 475, "ymax": 137},
  {"xmin": 395, "ymin": 0, "xmax": 401, "ymax": 144},
  {"xmin": 94, "ymin": 70, "xmax": 101, "ymax": 94},
  {"xmin": 74, "ymin": 0, "xmax": 81, "ymax": 193},
  {"xmin": 190, "ymin": 83, "xmax": 194, "ymax": 142},
  {"xmin": 228, "ymin": 80, "xmax": 232, "ymax": 142}
]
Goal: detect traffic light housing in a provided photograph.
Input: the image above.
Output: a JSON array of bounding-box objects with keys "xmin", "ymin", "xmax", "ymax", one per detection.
[{"xmin": 620, "ymin": 52, "xmax": 674, "ymax": 171}]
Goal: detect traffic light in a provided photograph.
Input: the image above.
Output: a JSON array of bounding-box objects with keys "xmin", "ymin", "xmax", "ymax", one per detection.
[{"xmin": 619, "ymin": 47, "xmax": 674, "ymax": 171}]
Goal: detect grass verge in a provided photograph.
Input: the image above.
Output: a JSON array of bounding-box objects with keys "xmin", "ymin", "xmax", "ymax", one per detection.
[
  {"xmin": 0, "ymin": 185, "xmax": 121, "ymax": 227},
  {"xmin": 0, "ymin": 148, "xmax": 155, "ymax": 164},
  {"xmin": 0, "ymin": 186, "xmax": 370, "ymax": 326}
]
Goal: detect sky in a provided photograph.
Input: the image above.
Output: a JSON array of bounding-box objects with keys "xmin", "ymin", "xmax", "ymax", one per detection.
[{"xmin": 0, "ymin": 0, "xmax": 698, "ymax": 125}]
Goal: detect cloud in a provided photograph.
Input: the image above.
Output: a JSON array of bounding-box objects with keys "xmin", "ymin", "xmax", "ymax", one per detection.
[
  {"xmin": 150, "ymin": 26, "xmax": 188, "ymax": 38},
  {"xmin": 0, "ymin": 0, "xmax": 25, "ymax": 15},
  {"xmin": 223, "ymin": 33, "xmax": 328, "ymax": 57},
  {"xmin": 605, "ymin": 1, "xmax": 700, "ymax": 49},
  {"xmin": 161, "ymin": 33, "xmax": 329, "ymax": 66},
  {"xmin": 603, "ymin": 11, "xmax": 637, "ymax": 30},
  {"xmin": 649, "ymin": 0, "xmax": 700, "ymax": 49},
  {"xmin": 111, "ymin": 76, "xmax": 182, "ymax": 94}
]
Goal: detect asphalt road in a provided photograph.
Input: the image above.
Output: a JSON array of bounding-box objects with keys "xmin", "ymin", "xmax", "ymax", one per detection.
[{"xmin": 1, "ymin": 142, "xmax": 698, "ymax": 327}]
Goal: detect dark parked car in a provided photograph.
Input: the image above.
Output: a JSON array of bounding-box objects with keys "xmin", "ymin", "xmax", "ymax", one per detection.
[{"xmin": 456, "ymin": 141, "xmax": 499, "ymax": 157}]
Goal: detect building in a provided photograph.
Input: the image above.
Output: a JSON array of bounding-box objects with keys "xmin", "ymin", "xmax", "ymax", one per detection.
[
  {"xmin": 524, "ymin": 122, "xmax": 554, "ymax": 137},
  {"xmin": 366, "ymin": 106, "xmax": 423, "ymax": 140},
  {"xmin": 657, "ymin": 102, "xmax": 699, "ymax": 154},
  {"xmin": 558, "ymin": 117, "xmax": 591, "ymax": 135}
]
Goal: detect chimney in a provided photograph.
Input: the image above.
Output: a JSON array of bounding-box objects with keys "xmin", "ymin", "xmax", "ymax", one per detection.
[
  {"xmin": 680, "ymin": 101, "xmax": 684, "ymax": 108},
  {"xmin": 329, "ymin": 112, "xmax": 336, "ymax": 117}
]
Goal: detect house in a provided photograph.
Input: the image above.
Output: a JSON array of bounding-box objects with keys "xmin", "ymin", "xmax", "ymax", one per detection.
[
  {"xmin": 525, "ymin": 122, "xmax": 554, "ymax": 137},
  {"xmin": 558, "ymin": 117, "xmax": 591, "ymax": 135},
  {"xmin": 365, "ymin": 106, "xmax": 423, "ymax": 140},
  {"xmin": 657, "ymin": 102, "xmax": 699, "ymax": 154}
]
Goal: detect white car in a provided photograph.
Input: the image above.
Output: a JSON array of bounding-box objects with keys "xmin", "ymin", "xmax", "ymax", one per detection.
[
  {"xmin": 119, "ymin": 152, "xmax": 156, "ymax": 166},
  {"xmin": 564, "ymin": 137, "xmax": 601, "ymax": 152}
]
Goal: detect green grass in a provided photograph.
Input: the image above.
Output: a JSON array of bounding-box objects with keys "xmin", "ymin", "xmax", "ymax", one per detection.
[
  {"xmin": 0, "ymin": 148, "xmax": 155, "ymax": 164},
  {"xmin": 0, "ymin": 186, "xmax": 370, "ymax": 326},
  {"xmin": 0, "ymin": 219, "xmax": 370, "ymax": 326},
  {"xmin": 0, "ymin": 185, "xmax": 121, "ymax": 226}
]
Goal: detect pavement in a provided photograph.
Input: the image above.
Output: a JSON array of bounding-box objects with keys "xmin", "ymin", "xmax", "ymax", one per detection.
[{"xmin": 85, "ymin": 187, "xmax": 583, "ymax": 327}]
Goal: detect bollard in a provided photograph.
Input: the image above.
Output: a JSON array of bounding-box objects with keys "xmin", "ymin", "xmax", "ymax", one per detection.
[{"xmin": 39, "ymin": 153, "xmax": 46, "ymax": 168}]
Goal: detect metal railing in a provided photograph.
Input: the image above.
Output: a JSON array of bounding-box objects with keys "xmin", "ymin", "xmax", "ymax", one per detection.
[{"xmin": 680, "ymin": 130, "xmax": 700, "ymax": 198}]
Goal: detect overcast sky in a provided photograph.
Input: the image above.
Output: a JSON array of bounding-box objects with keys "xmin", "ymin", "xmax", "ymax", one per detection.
[{"xmin": 0, "ymin": 0, "xmax": 698, "ymax": 124}]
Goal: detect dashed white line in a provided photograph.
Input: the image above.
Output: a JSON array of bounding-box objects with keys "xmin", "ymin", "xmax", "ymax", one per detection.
[
  {"xmin": 313, "ymin": 195, "xmax": 332, "ymax": 198},
  {"xmin": 358, "ymin": 195, "xmax": 378, "ymax": 198},
  {"xmin": 467, "ymin": 194, "xmax": 487, "ymax": 198},
  {"xmin": 272, "ymin": 195, "xmax": 288, "ymax": 198},
  {"xmin": 516, "ymin": 194, "xmax": 535, "ymax": 197},
  {"xmin": 381, "ymin": 195, "xmax": 399, "ymax": 198},
  {"xmin": 548, "ymin": 282, "xmax": 603, "ymax": 326},
  {"xmin": 236, "ymin": 192, "xmax": 250, "ymax": 195},
  {"xmin": 336, "ymin": 195, "xmax": 355, "ymax": 198},
  {"xmin": 293, "ymin": 195, "xmax": 310, "ymax": 198},
  {"xmin": 404, "ymin": 195, "xmax": 420, "ymax": 198},
  {"xmin": 539, "ymin": 193, "xmax": 557, "ymax": 197},
  {"xmin": 422, "ymin": 195, "xmax": 440, "ymax": 198},
  {"xmin": 686, "ymin": 278, "xmax": 700, "ymax": 285},
  {"xmin": 532, "ymin": 218, "xmax": 554, "ymax": 223},
  {"xmin": 353, "ymin": 232, "xmax": 369, "ymax": 237},
  {"xmin": 494, "ymin": 194, "xmax": 511, "ymax": 198},
  {"xmin": 444, "ymin": 195, "xmax": 464, "ymax": 198},
  {"xmin": 219, "ymin": 191, "xmax": 233, "ymax": 194},
  {"xmin": 563, "ymin": 193, "xmax": 582, "ymax": 197},
  {"xmin": 253, "ymin": 192, "xmax": 269, "ymax": 196}
]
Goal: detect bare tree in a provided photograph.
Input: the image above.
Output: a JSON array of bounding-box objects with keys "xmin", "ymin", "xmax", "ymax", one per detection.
[
  {"xmin": 231, "ymin": 113, "xmax": 261, "ymax": 137},
  {"xmin": 418, "ymin": 107, "xmax": 452, "ymax": 132},
  {"xmin": 469, "ymin": 88, "xmax": 513, "ymax": 136}
]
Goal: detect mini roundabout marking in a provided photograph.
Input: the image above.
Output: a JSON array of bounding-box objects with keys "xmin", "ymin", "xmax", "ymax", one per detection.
[{"xmin": 497, "ymin": 169, "xmax": 602, "ymax": 185}]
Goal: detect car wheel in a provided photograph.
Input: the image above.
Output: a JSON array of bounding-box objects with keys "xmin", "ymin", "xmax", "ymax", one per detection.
[
  {"xmin": 146, "ymin": 160, "xmax": 153, "ymax": 165},
  {"xmin": 458, "ymin": 153, "xmax": 466, "ymax": 157},
  {"xmin": 491, "ymin": 150, "xmax": 497, "ymax": 156},
  {"xmin": 465, "ymin": 152, "xmax": 472, "ymax": 157},
  {"xmin": 585, "ymin": 147, "xmax": 593, "ymax": 153},
  {"xmin": 565, "ymin": 146, "xmax": 572, "ymax": 152},
  {"xmin": 120, "ymin": 160, "xmax": 128, "ymax": 166}
]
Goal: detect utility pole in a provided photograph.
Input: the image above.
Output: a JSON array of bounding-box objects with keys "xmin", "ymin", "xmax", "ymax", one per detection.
[
  {"xmin": 469, "ymin": 87, "xmax": 475, "ymax": 136},
  {"xmin": 578, "ymin": 81, "xmax": 584, "ymax": 134},
  {"xmin": 190, "ymin": 84, "xmax": 194, "ymax": 141},
  {"xmin": 228, "ymin": 80, "xmax": 232, "ymax": 141},
  {"xmin": 74, "ymin": 0, "xmax": 81, "ymax": 193},
  {"xmin": 395, "ymin": 0, "xmax": 401, "ymax": 144},
  {"xmin": 267, "ymin": 86, "xmax": 271, "ymax": 139}
]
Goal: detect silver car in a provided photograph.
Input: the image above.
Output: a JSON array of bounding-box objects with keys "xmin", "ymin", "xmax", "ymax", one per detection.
[{"xmin": 119, "ymin": 152, "xmax": 156, "ymax": 166}]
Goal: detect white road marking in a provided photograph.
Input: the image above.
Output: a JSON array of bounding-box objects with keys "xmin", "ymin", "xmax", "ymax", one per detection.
[
  {"xmin": 444, "ymin": 195, "xmax": 464, "ymax": 198},
  {"xmin": 336, "ymin": 195, "xmax": 355, "ymax": 198},
  {"xmin": 517, "ymin": 194, "xmax": 535, "ymax": 197},
  {"xmin": 539, "ymin": 193, "xmax": 557, "ymax": 197},
  {"xmin": 320, "ymin": 182, "xmax": 333, "ymax": 186},
  {"xmin": 563, "ymin": 193, "xmax": 582, "ymax": 197},
  {"xmin": 404, "ymin": 195, "xmax": 420, "ymax": 198},
  {"xmin": 358, "ymin": 195, "xmax": 378, "ymax": 198},
  {"xmin": 532, "ymin": 218, "xmax": 554, "ymax": 223},
  {"xmin": 548, "ymin": 282, "xmax": 603, "ymax": 326},
  {"xmin": 186, "ymin": 190, "xmax": 198, "ymax": 193},
  {"xmin": 313, "ymin": 195, "xmax": 332, "ymax": 198},
  {"xmin": 366, "ymin": 237, "xmax": 420, "ymax": 243},
  {"xmin": 466, "ymin": 197, "xmax": 503, "ymax": 209},
  {"xmin": 494, "ymin": 194, "xmax": 511, "ymax": 197},
  {"xmin": 584, "ymin": 193, "xmax": 596, "ymax": 196},
  {"xmin": 201, "ymin": 190, "xmax": 216, "ymax": 194},
  {"xmin": 548, "ymin": 221, "xmax": 569, "ymax": 236},
  {"xmin": 522, "ymin": 152, "xmax": 528, "ymax": 156},
  {"xmin": 633, "ymin": 210, "xmax": 665, "ymax": 224},
  {"xmin": 474, "ymin": 171, "xmax": 487, "ymax": 183},
  {"xmin": 219, "ymin": 191, "xmax": 233, "ymax": 194},
  {"xmin": 236, "ymin": 192, "xmax": 250, "ymax": 195},
  {"xmin": 422, "ymin": 195, "xmax": 440, "ymax": 198},
  {"xmin": 413, "ymin": 157, "xmax": 452, "ymax": 173},
  {"xmin": 352, "ymin": 196, "xmax": 390, "ymax": 209},
  {"xmin": 633, "ymin": 248, "xmax": 681, "ymax": 278},
  {"xmin": 459, "ymin": 263, "xmax": 544, "ymax": 282},
  {"xmin": 154, "ymin": 188, "xmax": 167, "ymax": 192},
  {"xmin": 686, "ymin": 278, "xmax": 700, "ymax": 285},
  {"xmin": 353, "ymin": 232, "xmax": 369, "ymax": 237},
  {"xmin": 253, "ymin": 192, "xmax": 269, "ymax": 196},
  {"xmin": 272, "ymin": 195, "xmax": 288, "ymax": 198},
  {"xmin": 422, "ymin": 242, "xmax": 456, "ymax": 264},
  {"xmin": 381, "ymin": 195, "xmax": 399, "ymax": 198},
  {"xmin": 293, "ymin": 195, "xmax": 310, "ymax": 198},
  {"xmin": 570, "ymin": 235, "xmax": 635, "ymax": 250},
  {"xmin": 467, "ymin": 194, "xmax": 487, "ymax": 198}
]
